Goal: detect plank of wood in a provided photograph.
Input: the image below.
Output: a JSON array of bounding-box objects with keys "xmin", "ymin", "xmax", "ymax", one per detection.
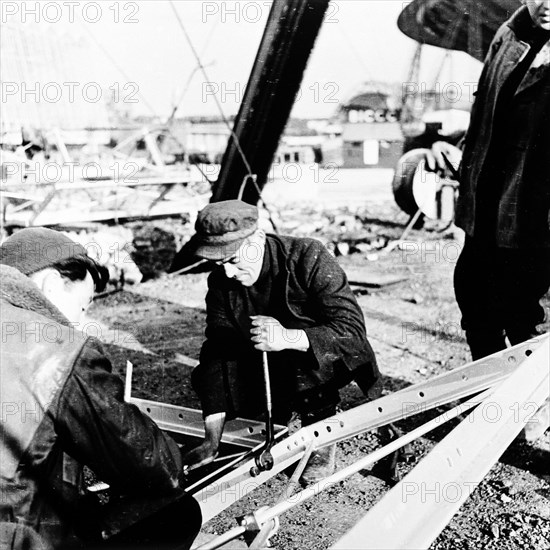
[{"xmin": 345, "ymin": 268, "xmax": 408, "ymax": 289}]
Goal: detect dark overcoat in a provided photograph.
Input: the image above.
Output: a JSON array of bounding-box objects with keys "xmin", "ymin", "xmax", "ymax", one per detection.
[
  {"xmin": 456, "ymin": 6, "xmax": 550, "ymax": 248},
  {"xmin": 193, "ymin": 235, "xmax": 380, "ymax": 420},
  {"xmin": 0, "ymin": 265, "xmax": 196, "ymax": 549}
]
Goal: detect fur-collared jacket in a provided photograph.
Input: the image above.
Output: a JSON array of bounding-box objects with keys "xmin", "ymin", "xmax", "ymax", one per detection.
[
  {"xmin": 456, "ymin": 6, "xmax": 550, "ymax": 248},
  {"xmin": 193, "ymin": 235, "xmax": 380, "ymax": 420},
  {"xmin": 0, "ymin": 265, "xmax": 185, "ymax": 549}
]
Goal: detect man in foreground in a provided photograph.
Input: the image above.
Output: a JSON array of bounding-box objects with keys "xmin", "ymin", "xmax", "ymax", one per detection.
[
  {"xmin": 0, "ymin": 228, "xmax": 201, "ymax": 549},
  {"xmin": 170, "ymin": 200, "xmax": 380, "ymax": 482}
]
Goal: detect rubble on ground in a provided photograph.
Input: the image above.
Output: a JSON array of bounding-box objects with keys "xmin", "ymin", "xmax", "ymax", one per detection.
[
  {"xmin": 80, "ymin": 202, "xmax": 460, "ymax": 283},
  {"xmin": 66, "ymin": 226, "xmax": 142, "ymax": 286}
]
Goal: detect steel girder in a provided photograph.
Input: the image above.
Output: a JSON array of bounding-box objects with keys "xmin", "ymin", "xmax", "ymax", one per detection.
[
  {"xmin": 332, "ymin": 334, "xmax": 549, "ymax": 549},
  {"xmin": 190, "ymin": 336, "xmax": 546, "ymax": 524}
]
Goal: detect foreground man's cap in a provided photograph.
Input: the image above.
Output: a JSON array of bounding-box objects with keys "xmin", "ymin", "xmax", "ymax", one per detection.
[
  {"xmin": 0, "ymin": 227, "xmax": 87, "ymax": 275},
  {"xmin": 169, "ymin": 200, "xmax": 259, "ymax": 270}
]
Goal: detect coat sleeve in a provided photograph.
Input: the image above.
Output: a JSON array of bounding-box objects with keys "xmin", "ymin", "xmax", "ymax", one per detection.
[
  {"xmin": 192, "ymin": 271, "xmax": 245, "ymax": 417},
  {"xmin": 297, "ymin": 241, "xmax": 380, "ymax": 396},
  {"xmin": 54, "ymin": 338, "xmax": 184, "ymax": 495},
  {"xmin": 203, "ymin": 271, "xmax": 242, "ymax": 350}
]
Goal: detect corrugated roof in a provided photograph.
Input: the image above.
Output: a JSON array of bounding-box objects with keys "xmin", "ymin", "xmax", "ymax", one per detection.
[
  {"xmin": 342, "ymin": 91, "xmax": 390, "ymax": 111},
  {"xmin": 342, "ymin": 122, "xmax": 403, "ymax": 142}
]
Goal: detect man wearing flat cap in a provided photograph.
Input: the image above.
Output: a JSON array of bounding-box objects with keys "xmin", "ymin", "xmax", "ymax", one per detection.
[
  {"xmin": 171, "ymin": 200, "xmax": 380, "ymax": 481},
  {"xmin": 0, "ymin": 228, "xmax": 201, "ymax": 549}
]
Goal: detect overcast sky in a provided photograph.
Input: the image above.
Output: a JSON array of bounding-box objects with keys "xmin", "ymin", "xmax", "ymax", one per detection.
[{"xmin": 3, "ymin": 1, "xmax": 482, "ymax": 119}]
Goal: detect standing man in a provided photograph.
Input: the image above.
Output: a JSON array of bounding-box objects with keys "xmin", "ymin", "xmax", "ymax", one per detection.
[
  {"xmin": 429, "ymin": 0, "xmax": 550, "ymax": 360},
  {"xmin": 170, "ymin": 200, "xmax": 380, "ymax": 482},
  {"xmin": 0, "ymin": 228, "xmax": 201, "ymax": 549}
]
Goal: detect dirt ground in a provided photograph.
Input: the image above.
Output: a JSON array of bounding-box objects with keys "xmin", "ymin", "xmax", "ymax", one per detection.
[{"xmin": 88, "ymin": 196, "xmax": 550, "ymax": 550}]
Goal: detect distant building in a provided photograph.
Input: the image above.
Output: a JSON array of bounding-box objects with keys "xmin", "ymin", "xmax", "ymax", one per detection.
[
  {"xmin": 275, "ymin": 118, "xmax": 326, "ymax": 165},
  {"xmin": 274, "ymin": 143, "xmax": 316, "ymax": 165},
  {"xmin": 172, "ymin": 117, "xmax": 232, "ymax": 163},
  {"xmin": 168, "ymin": 116, "xmax": 335, "ymax": 166},
  {"xmin": 339, "ymin": 87, "xmax": 404, "ymax": 169}
]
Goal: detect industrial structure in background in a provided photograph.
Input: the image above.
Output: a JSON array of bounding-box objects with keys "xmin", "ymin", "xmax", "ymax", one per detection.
[
  {"xmin": 338, "ymin": 84, "xmax": 403, "ymax": 169},
  {"xmin": 2, "ymin": 0, "xmax": 518, "ymax": 232}
]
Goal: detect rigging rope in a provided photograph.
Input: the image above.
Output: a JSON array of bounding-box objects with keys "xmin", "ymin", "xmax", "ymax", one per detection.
[
  {"xmin": 169, "ymin": 1, "xmax": 254, "ymax": 180},
  {"xmin": 166, "ymin": 19, "xmax": 219, "ymax": 126},
  {"xmin": 169, "ymin": 0, "xmax": 279, "ymax": 234},
  {"xmin": 80, "ymin": 24, "xmax": 159, "ymax": 117}
]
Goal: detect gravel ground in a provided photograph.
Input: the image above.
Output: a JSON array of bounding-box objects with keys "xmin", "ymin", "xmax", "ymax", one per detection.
[{"xmin": 88, "ymin": 198, "xmax": 549, "ymax": 550}]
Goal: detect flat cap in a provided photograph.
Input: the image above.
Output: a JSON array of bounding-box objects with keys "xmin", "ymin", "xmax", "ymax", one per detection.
[
  {"xmin": 169, "ymin": 200, "xmax": 259, "ymax": 270},
  {"xmin": 0, "ymin": 227, "xmax": 88, "ymax": 276}
]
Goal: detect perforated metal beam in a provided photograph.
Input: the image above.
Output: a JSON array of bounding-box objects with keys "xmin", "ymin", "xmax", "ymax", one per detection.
[
  {"xmin": 191, "ymin": 337, "xmax": 544, "ymax": 522},
  {"xmin": 331, "ymin": 335, "xmax": 549, "ymax": 550},
  {"xmin": 130, "ymin": 397, "xmax": 287, "ymax": 449}
]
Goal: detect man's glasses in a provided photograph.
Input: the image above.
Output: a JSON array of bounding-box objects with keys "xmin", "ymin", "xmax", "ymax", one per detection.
[{"xmin": 214, "ymin": 252, "xmax": 239, "ymax": 266}]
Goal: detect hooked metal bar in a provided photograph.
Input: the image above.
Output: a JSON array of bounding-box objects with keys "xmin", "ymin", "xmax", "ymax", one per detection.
[{"xmin": 252, "ymin": 352, "xmax": 276, "ymax": 475}]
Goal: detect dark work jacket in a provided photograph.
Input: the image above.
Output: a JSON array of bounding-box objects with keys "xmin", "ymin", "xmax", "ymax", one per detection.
[
  {"xmin": 0, "ymin": 265, "xmax": 186, "ymax": 550},
  {"xmin": 456, "ymin": 7, "xmax": 550, "ymax": 248},
  {"xmin": 193, "ymin": 235, "xmax": 380, "ymax": 420}
]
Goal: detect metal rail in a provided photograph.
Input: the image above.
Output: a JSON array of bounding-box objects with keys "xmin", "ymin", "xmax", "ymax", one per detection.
[
  {"xmin": 130, "ymin": 397, "xmax": 287, "ymax": 450},
  {"xmin": 125, "ymin": 359, "xmax": 287, "ymax": 451},
  {"xmin": 332, "ymin": 335, "xmax": 549, "ymax": 550},
  {"xmin": 196, "ymin": 389, "xmax": 496, "ymax": 550},
  {"xmin": 191, "ymin": 336, "xmax": 547, "ymax": 549},
  {"xmin": 191, "ymin": 336, "xmax": 544, "ymax": 523}
]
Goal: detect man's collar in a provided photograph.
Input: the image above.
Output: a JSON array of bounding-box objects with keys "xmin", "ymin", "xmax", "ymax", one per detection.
[
  {"xmin": 251, "ymin": 237, "xmax": 271, "ymax": 287},
  {"xmin": 508, "ymin": 6, "xmax": 550, "ymax": 44},
  {"xmin": 0, "ymin": 264, "xmax": 70, "ymax": 326}
]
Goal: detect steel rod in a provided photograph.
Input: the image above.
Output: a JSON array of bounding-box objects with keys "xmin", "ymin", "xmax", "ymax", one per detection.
[
  {"xmin": 262, "ymin": 351, "xmax": 274, "ymax": 448},
  {"xmin": 192, "ymin": 337, "xmax": 544, "ymax": 522},
  {"xmin": 200, "ymin": 389, "xmax": 493, "ymax": 550},
  {"xmin": 249, "ymin": 441, "xmax": 316, "ymax": 549},
  {"xmin": 257, "ymin": 388, "xmax": 492, "ymax": 525},
  {"xmin": 332, "ymin": 335, "xmax": 550, "ymax": 549}
]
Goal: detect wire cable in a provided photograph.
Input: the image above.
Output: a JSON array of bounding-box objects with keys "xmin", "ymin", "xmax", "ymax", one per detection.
[
  {"xmin": 169, "ymin": 1, "xmax": 254, "ymax": 179},
  {"xmin": 79, "ymin": 24, "xmax": 159, "ymax": 117},
  {"xmin": 166, "ymin": 19, "xmax": 219, "ymax": 125},
  {"xmin": 169, "ymin": 0, "xmax": 280, "ymax": 233}
]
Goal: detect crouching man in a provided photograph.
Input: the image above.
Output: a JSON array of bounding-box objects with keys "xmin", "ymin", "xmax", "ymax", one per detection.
[
  {"xmin": 170, "ymin": 200, "xmax": 380, "ymax": 483},
  {"xmin": 0, "ymin": 228, "xmax": 201, "ymax": 549}
]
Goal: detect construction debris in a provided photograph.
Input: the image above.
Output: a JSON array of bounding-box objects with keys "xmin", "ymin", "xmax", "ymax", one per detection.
[
  {"xmin": 263, "ymin": 205, "xmax": 408, "ymax": 257},
  {"xmin": 67, "ymin": 226, "xmax": 142, "ymax": 286}
]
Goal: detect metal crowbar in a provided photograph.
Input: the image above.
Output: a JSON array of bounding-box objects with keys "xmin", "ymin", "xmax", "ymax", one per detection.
[{"xmin": 250, "ymin": 351, "xmax": 275, "ymax": 476}]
